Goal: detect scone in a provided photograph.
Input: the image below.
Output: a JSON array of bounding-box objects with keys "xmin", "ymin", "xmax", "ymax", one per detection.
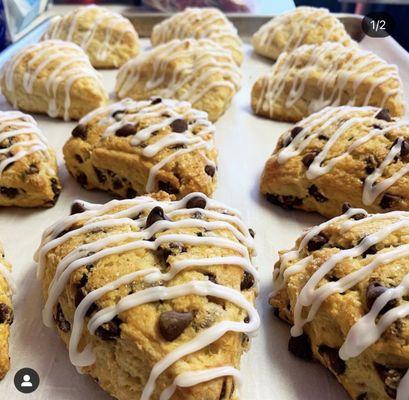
[
  {"xmin": 42, "ymin": 5, "xmax": 140, "ymax": 68},
  {"xmin": 260, "ymin": 106, "xmax": 409, "ymax": 218},
  {"xmin": 252, "ymin": 6, "xmax": 354, "ymax": 61},
  {"xmin": 116, "ymin": 38, "xmax": 241, "ymax": 122},
  {"xmin": 36, "ymin": 192, "xmax": 259, "ymax": 400},
  {"xmin": 0, "ymin": 110, "xmax": 61, "ymax": 207},
  {"xmin": 63, "ymin": 97, "xmax": 217, "ymax": 199},
  {"xmin": 0, "ymin": 244, "xmax": 14, "ymax": 380},
  {"xmin": 151, "ymin": 7, "xmax": 243, "ymax": 65},
  {"xmin": 0, "ymin": 40, "xmax": 108, "ymax": 121},
  {"xmin": 270, "ymin": 208, "xmax": 409, "ymax": 400},
  {"xmin": 251, "ymin": 42, "xmax": 405, "ymax": 123}
]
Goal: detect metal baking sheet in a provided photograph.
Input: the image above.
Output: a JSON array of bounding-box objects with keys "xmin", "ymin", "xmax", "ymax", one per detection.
[{"xmin": 0, "ymin": 11, "xmax": 408, "ymax": 400}]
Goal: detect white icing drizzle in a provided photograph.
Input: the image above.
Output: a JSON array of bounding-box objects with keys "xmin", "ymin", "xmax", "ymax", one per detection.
[
  {"xmin": 275, "ymin": 105, "xmax": 409, "ymax": 206},
  {"xmin": 254, "ymin": 42, "xmax": 403, "ymax": 118},
  {"xmin": 42, "ymin": 5, "xmax": 136, "ymax": 63},
  {"xmin": 115, "ymin": 38, "xmax": 241, "ymax": 107},
  {"xmin": 77, "ymin": 98, "xmax": 216, "ymax": 193},
  {"xmin": 272, "ymin": 209, "xmax": 409, "ymax": 398},
  {"xmin": 0, "ymin": 111, "xmax": 49, "ymax": 174},
  {"xmin": 36, "ymin": 193, "xmax": 258, "ymax": 399},
  {"xmin": 2, "ymin": 40, "xmax": 104, "ymax": 121}
]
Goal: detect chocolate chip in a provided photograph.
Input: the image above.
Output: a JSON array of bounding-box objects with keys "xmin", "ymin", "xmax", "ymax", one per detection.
[
  {"xmin": 113, "ymin": 178, "xmax": 123, "ymax": 190},
  {"xmin": 219, "ymin": 379, "xmax": 227, "ymax": 399},
  {"xmin": 158, "ymin": 180, "xmax": 179, "ymax": 195},
  {"xmin": 74, "ymin": 154, "xmax": 83, "ymax": 163},
  {"xmin": 26, "ymin": 164, "xmax": 39, "ymax": 175},
  {"xmin": 116, "ymin": 124, "xmax": 137, "ymax": 137},
  {"xmin": 94, "ymin": 168, "xmax": 106, "ymax": 184},
  {"xmin": 191, "ymin": 211, "xmax": 202, "ymax": 219},
  {"xmin": 95, "ymin": 316, "xmax": 122, "ymax": 340},
  {"xmin": 400, "ymin": 139, "xmax": 409, "ymax": 161},
  {"xmin": 249, "ymin": 228, "xmax": 255, "ymax": 238},
  {"xmin": 365, "ymin": 155, "xmax": 377, "ymax": 174},
  {"xmin": 75, "ymin": 286, "xmax": 86, "ymax": 307},
  {"xmin": 0, "ymin": 186, "xmax": 18, "ymax": 198},
  {"xmin": 342, "ymin": 202, "xmax": 351, "ymax": 213},
  {"xmin": 72, "ymin": 124, "xmax": 87, "ymax": 139},
  {"xmin": 126, "ymin": 187, "xmax": 137, "ymax": 198},
  {"xmin": 205, "ymin": 165, "xmax": 216, "ymax": 177},
  {"xmin": 375, "ymin": 109, "xmax": 391, "ymax": 122},
  {"xmin": 71, "ymin": 201, "xmax": 86, "ymax": 215},
  {"xmin": 291, "ymin": 126, "xmax": 303, "ymax": 139},
  {"xmin": 366, "ymin": 282, "xmax": 398, "ymax": 313},
  {"xmin": 318, "ymin": 345, "xmax": 346, "ymax": 375},
  {"xmin": 186, "ymin": 196, "xmax": 206, "ymax": 209},
  {"xmin": 204, "ymin": 272, "xmax": 217, "ymax": 283},
  {"xmin": 240, "ymin": 271, "xmax": 255, "ymax": 290},
  {"xmin": 51, "ymin": 178, "xmax": 61, "ymax": 199},
  {"xmin": 112, "ymin": 109, "xmax": 125, "ymax": 120},
  {"xmin": 302, "ymin": 152, "xmax": 317, "ymax": 168},
  {"xmin": 151, "ymin": 97, "xmax": 162, "ymax": 105},
  {"xmin": 159, "ymin": 311, "xmax": 193, "ymax": 341},
  {"xmin": 169, "ymin": 242, "xmax": 187, "ymax": 253},
  {"xmin": 356, "ymin": 394, "xmax": 368, "ymax": 400},
  {"xmin": 318, "ymin": 134, "xmax": 328, "ymax": 141},
  {"xmin": 380, "ymin": 193, "xmax": 400, "ymax": 209},
  {"xmin": 375, "ymin": 363, "xmax": 406, "ymax": 398},
  {"xmin": 0, "ymin": 303, "xmax": 13, "ymax": 324},
  {"xmin": 288, "ymin": 334, "xmax": 313, "ymax": 361},
  {"xmin": 308, "ymin": 185, "xmax": 328, "ymax": 202},
  {"xmin": 76, "ymin": 172, "xmax": 88, "ymax": 187},
  {"xmin": 146, "ymin": 206, "xmax": 168, "ymax": 228},
  {"xmin": 54, "ymin": 303, "xmax": 70, "ymax": 332},
  {"xmin": 170, "ymin": 119, "xmax": 188, "ymax": 133},
  {"xmin": 307, "ymin": 234, "xmax": 328, "ymax": 251},
  {"xmin": 266, "ymin": 193, "xmax": 303, "ymax": 210}
]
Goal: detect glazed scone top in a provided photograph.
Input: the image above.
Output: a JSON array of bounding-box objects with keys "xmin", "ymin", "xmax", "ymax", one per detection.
[
  {"xmin": 36, "ymin": 192, "xmax": 259, "ymax": 399},
  {"xmin": 42, "ymin": 5, "xmax": 139, "ymax": 67},
  {"xmin": 253, "ymin": 42, "xmax": 404, "ymax": 119},
  {"xmin": 76, "ymin": 97, "xmax": 216, "ymax": 193},
  {"xmin": 115, "ymin": 38, "xmax": 241, "ymax": 120},
  {"xmin": 272, "ymin": 207, "xmax": 409, "ymax": 399},
  {"xmin": 151, "ymin": 7, "xmax": 243, "ymax": 65},
  {"xmin": 252, "ymin": 6, "xmax": 354, "ymax": 60},
  {"xmin": 0, "ymin": 111, "xmax": 50, "ymax": 175},
  {"xmin": 1, "ymin": 40, "xmax": 106, "ymax": 121},
  {"xmin": 273, "ymin": 106, "xmax": 409, "ymax": 209}
]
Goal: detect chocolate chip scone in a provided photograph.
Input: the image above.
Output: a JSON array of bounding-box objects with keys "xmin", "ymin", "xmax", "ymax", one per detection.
[
  {"xmin": 270, "ymin": 207, "xmax": 409, "ymax": 400},
  {"xmin": 151, "ymin": 7, "xmax": 243, "ymax": 65},
  {"xmin": 0, "ymin": 244, "xmax": 14, "ymax": 380},
  {"xmin": 0, "ymin": 40, "xmax": 108, "ymax": 121},
  {"xmin": 42, "ymin": 5, "xmax": 140, "ymax": 68},
  {"xmin": 260, "ymin": 106, "xmax": 409, "ymax": 218},
  {"xmin": 116, "ymin": 38, "xmax": 241, "ymax": 122},
  {"xmin": 252, "ymin": 6, "xmax": 354, "ymax": 61},
  {"xmin": 252, "ymin": 42, "xmax": 405, "ymax": 122},
  {"xmin": 36, "ymin": 192, "xmax": 259, "ymax": 400},
  {"xmin": 0, "ymin": 111, "xmax": 61, "ymax": 207},
  {"xmin": 63, "ymin": 98, "xmax": 217, "ymax": 199}
]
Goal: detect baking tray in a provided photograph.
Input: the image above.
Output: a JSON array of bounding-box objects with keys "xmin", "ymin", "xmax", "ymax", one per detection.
[{"xmin": 0, "ymin": 10, "xmax": 408, "ymax": 400}]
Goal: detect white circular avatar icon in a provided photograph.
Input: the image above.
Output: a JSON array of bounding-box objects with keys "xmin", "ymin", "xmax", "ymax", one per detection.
[{"xmin": 21, "ymin": 374, "xmax": 33, "ymax": 387}]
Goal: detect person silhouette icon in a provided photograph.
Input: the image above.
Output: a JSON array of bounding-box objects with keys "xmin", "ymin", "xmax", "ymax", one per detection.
[{"xmin": 21, "ymin": 374, "xmax": 33, "ymax": 387}]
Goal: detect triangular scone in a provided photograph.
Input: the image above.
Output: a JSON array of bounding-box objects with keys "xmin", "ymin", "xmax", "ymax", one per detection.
[
  {"xmin": 0, "ymin": 111, "xmax": 61, "ymax": 207},
  {"xmin": 252, "ymin": 43, "xmax": 405, "ymax": 123},
  {"xmin": 116, "ymin": 38, "xmax": 241, "ymax": 122},
  {"xmin": 252, "ymin": 6, "xmax": 354, "ymax": 60},
  {"xmin": 63, "ymin": 98, "xmax": 217, "ymax": 199},
  {"xmin": 42, "ymin": 5, "xmax": 140, "ymax": 68},
  {"xmin": 0, "ymin": 40, "xmax": 108, "ymax": 121},
  {"xmin": 260, "ymin": 106, "xmax": 409, "ymax": 218},
  {"xmin": 37, "ymin": 192, "xmax": 259, "ymax": 400},
  {"xmin": 0, "ymin": 245, "xmax": 14, "ymax": 380},
  {"xmin": 151, "ymin": 7, "xmax": 243, "ymax": 65}
]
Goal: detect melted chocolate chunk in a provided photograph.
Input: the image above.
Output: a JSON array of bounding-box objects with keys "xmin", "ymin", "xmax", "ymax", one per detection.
[
  {"xmin": 71, "ymin": 201, "xmax": 86, "ymax": 215},
  {"xmin": 151, "ymin": 97, "xmax": 162, "ymax": 105},
  {"xmin": 74, "ymin": 154, "xmax": 83, "ymax": 163},
  {"xmin": 159, "ymin": 311, "xmax": 193, "ymax": 341},
  {"xmin": 26, "ymin": 164, "xmax": 39, "ymax": 175},
  {"xmin": 126, "ymin": 187, "xmax": 137, "ymax": 198},
  {"xmin": 146, "ymin": 206, "xmax": 168, "ymax": 228},
  {"xmin": 366, "ymin": 281, "xmax": 398, "ymax": 314},
  {"xmin": 307, "ymin": 234, "xmax": 328, "ymax": 251},
  {"xmin": 318, "ymin": 134, "xmax": 329, "ymax": 141},
  {"xmin": 342, "ymin": 202, "xmax": 351, "ymax": 213},
  {"xmin": 113, "ymin": 178, "xmax": 123, "ymax": 190},
  {"xmin": 204, "ymin": 272, "xmax": 217, "ymax": 284},
  {"xmin": 54, "ymin": 303, "xmax": 70, "ymax": 332},
  {"xmin": 158, "ymin": 180, "xmax": 179, "ymax": 195},
  {"xmin": 302, "ymin": 152, "xmax": 318, "ymax": 168},
  {"xmin": 266, "ymin": 193, "xmax": 303, "ymax": 210},
  {"xmin": 76, "ymin": 172, "xmax": 88, "ymax": 187},
  {"xmin": 170, "ymin": 119, "xmax": 188, "ymax": 133},
  {"xmin": 51, "ymin": 178, "xmax": 61, "ymax": 199},
  {"xmin": 94, "ymin": 168, "xmax": 106, "ymax": 184},
  {"xmin": 95, "ymin": 316, "xmax": 122, "ymax": 340},
  {"xmin": 191, "ymin": 211, "xmax": 202, "ymax": 219},
  {"xmin": 186, "ymin": 195, "xmax": 207, "ymax": 209},
  {"xmin": 365, "ymin": 154, "xmax": 377, "ymax": 175},
  {"xmin": 240, "ymin": 271, "xmax": 255, "ymax": 290},
  {"xmin": 400, "ymin": 139, "xmax": 409, "ymax": 161},
  {"xmin": 356, "ymin": 394, "xmax": 368, "ymax": 400},
  {"xmin": 112, "ymin": 109, "xmax": 125, "ymax": 120},
  {"xmin": 291, "ymin": 126, "xmax": 303, "ymax": 139},
  {"xmin": 249, "ymin": 228, "xmax": 255, "ymax": 238},
  {"xmin": 318, "ymin": 345, "xmax": 346, "ymax": 375},
  {"xmin": 375, "ymin": 109, "xmax": 392, "ymax": 122},
  {"xmin": 308, "ymin": 185, "xmax": 328, "ymax": 203},
  {"xmin": 288, "ymin": 333, "xmax": 312, "ymax": 361},
  {"xmin": 0, "ymin": 186, "xmax": 18, "ymax": 198},
  {"xmin": 205, "ymin": 164, "xmax": 216, "ymax": 177},
  {"xmin": 0, "ymin": 303, "xmax": 13, "ymax": 324},
  {"xmin": 116, "ymin": 124, "xmax": 137, "ymax": 137},
  {"xmin": 72, "ymin": 124, "xmax": 87, "ymax": 140},
  {"xmin": 380, "ymin": 194, "xmax": 400, "ymax": 209}
]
